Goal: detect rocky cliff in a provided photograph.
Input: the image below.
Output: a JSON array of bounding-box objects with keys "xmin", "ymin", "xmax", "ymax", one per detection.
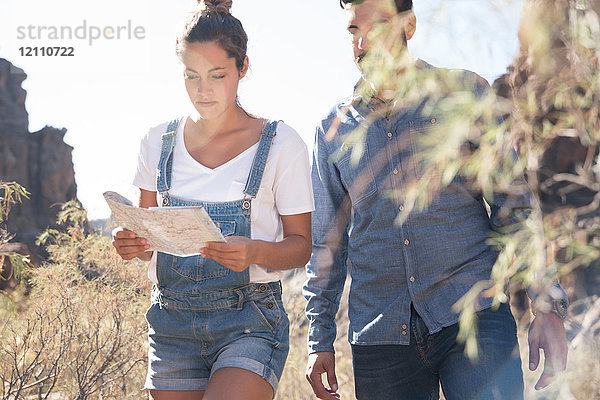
[{"xmin": 0, "ymin": 58, "xmax": 77, "ymax": 251}]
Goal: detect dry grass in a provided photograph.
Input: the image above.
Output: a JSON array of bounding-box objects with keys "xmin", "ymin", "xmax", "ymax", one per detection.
[
  {"xmin": 2, "ymin": 204, "xmax": 599, "ymax": 399},
  {"xmin": 0, "ymin": 214, "xmax": 151, "ymax": 399},
  {"xmin": 277, "ymin": 269, "xmax": 355, "ymax": 400}
]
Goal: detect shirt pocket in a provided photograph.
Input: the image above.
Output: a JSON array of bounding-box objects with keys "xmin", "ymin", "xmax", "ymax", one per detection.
[
  {"xmin": 335, "ymin": 142, "xmax": 378, "ymax": 206},
  {"xmin": 226, "ymin": 181, "xmax": 246, "ymax": 202},
  {"xmin": 408, "ymin": 117, "xmax": 443, "ymax": 180}
]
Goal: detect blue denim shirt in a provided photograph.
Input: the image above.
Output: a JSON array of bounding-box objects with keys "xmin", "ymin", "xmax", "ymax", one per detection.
[{"xmin": 303, "ymin": 66, "xmax": 534, "ymax": 354}]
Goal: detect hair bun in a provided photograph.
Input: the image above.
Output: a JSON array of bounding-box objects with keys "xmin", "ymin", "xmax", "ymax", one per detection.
[{"xmin": 198, "ymin": 0, "xmax": 233, "ymax": 15}]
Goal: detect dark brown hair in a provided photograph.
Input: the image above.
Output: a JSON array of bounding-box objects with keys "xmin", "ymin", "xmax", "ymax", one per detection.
[
  {"xmin": 176, "ymin": 0, "xmax": 248, "ymax": 72},
  {"xmin": 339, "ymin": 0, "xmax": 413, "ymax": 13}
]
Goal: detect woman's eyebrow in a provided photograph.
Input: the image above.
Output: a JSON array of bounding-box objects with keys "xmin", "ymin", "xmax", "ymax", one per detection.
[{"xmin": 185, "ymin": 67, "xmax": 227, "ymax": 73}]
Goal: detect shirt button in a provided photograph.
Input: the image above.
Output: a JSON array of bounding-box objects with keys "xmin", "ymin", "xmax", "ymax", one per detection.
[
  {"xmin": 342, "ymin": 145, "xmax": 349, "ymax": 152},
  {"xmin": 410, "ymin": 276, "xmax": 415, "ymax": 282},
  {"xmin": 404, "ymin": 239, "xmax": 410, "ymax": 245},
  {"xmin": 430, "ymin": 118, "xmax": 436, "ymax": 124},
  {"xmin": 393, "ymin": 169, "xmax": 399, "ymax": 175},
  {"xmin": 402, "ymin": 330, "xmax": 407, "ymax": 336},
  {"xmin": 399, "ymin": 205, "xmax": 404, "ymax": 211},
  {"xmin": 402, "ymin": 324, "xmax": 407, "ymax": 329},
  {"xmin": 387, "ymin": 132, "xmax": 393, "ymax": 138}
]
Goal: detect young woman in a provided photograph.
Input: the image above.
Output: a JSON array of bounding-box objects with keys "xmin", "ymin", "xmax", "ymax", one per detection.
[{"xmin": 111, "ymin": 1, "xmax": 314, "ymax": 399}]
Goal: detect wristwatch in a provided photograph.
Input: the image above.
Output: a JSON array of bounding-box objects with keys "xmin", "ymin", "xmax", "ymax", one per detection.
[
  {"xmin": 551, "ymin": 297, "xmax": 569, "ymax": 319},
  {"xmin": 532, "ymin": 296, "xmax": 569, "ymax": 319}
]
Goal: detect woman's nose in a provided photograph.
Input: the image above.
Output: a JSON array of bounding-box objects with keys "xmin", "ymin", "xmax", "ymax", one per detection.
[{"xmin": 196, "ymin": 81, "xmax": 212, "ymax": 94}]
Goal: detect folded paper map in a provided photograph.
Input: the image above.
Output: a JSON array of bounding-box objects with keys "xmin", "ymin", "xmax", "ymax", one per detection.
[{"xmin": 103, "ymin": 191, "xmax": 226, "ymax": 256}]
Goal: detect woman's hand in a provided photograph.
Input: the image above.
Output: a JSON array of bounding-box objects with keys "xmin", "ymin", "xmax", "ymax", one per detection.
[
  {"xmin": 200, "ymin": 236, "xmax": 258, "ymax": 272},
  {"xmin": 112, "ymin": 227, "xmax": 151, "ymax": 260},
  {"xmin": 201, "ymin": 213, "xmax": 312, "ymax": 272}
]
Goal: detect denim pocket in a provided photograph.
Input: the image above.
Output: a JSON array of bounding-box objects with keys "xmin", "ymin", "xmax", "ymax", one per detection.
[
  {"xmin": 249, "ymin": 294, "xmax": 282, "ymax": 333},
  {"xmin": 336, "ymin": 143, "xmax": 377, "ymax": 205},
  {"xmin": 165, "ymin": 220, "xmax": 237, "ymax": 282},
  {"xmin": 214, "ymin": 220, "xmax": 236, "ymax": 237}
]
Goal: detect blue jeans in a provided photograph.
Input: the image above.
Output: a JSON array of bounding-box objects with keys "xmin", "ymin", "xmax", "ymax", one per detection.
[{"xmin": 352, "ymin": 303, "xmax": 524, "ymax": 400}]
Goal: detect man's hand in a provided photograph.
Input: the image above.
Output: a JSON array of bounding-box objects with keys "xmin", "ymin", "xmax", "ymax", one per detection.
[
  {"xmin": 200, "ymin": 236, "xmax": 257, "ymax": 272},
  {"xmin": 306, "ymin": 352, "xmax": 340, "ymax": 399},
  {"xmin": 528, "ymin": 312, "xmax": 568, "ymax": 390}
]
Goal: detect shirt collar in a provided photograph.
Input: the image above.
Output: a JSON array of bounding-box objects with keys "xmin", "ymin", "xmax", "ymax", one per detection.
[{"xmin": 350, "ymin": 59, "xmax": 433, "ymax": 115}]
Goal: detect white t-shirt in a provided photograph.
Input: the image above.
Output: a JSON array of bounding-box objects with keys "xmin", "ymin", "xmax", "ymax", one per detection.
[{"xmin": 133, "ymin": 117, "xmax": 315, "ymax": 283}]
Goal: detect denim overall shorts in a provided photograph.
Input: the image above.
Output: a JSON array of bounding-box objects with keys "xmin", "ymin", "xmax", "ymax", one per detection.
[{"xmin": 144, "ymin": 119, "xmax": 289, "ymax": 394}]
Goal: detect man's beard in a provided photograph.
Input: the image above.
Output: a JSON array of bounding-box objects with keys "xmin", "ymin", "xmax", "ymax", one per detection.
[
  {"xmin": 356, "ymin": 31, "xmax": 407, "ymax": 69},
  {"xmin": 356, "ymin": 51, "xmax": 368, "ymax": 65}
]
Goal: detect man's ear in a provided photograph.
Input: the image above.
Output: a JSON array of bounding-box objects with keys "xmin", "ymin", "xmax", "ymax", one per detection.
[
  {"xmin": 240, "ymin": 56, "xmax": 249, "ymax": 78},
  {"xmin": 405, "ymin": 11, "xmax": 416, "ymax": 41}
]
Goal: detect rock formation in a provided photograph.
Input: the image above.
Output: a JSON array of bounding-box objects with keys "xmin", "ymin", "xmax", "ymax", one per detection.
[{"xmin": 0, "ymin": 58, "xmax": 77, "ymax": 252}]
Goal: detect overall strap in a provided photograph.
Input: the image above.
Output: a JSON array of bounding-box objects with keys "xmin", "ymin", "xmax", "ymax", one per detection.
[
  {"xmin": 243, "ymin": 120, "xmax": 278, "ymax": 201},
  {"xmin": 156, "ymin": 119, "xmax": 180, "ymax": 207}
]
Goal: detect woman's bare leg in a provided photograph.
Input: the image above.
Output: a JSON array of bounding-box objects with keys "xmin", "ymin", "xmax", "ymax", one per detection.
[{"xmin": 203, "ymin": 367, "xmax": 273, "ymax": 400}]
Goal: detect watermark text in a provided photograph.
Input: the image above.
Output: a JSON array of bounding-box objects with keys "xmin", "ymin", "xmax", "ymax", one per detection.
[{"xmin": 16, "ymin": 20, "xmax": 146, "ymax": 46}]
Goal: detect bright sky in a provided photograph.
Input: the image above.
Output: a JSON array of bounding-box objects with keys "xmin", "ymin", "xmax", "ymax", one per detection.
[{"xmin": 0, "ymin": 0, "xmax": 523, "ymax": 220}]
